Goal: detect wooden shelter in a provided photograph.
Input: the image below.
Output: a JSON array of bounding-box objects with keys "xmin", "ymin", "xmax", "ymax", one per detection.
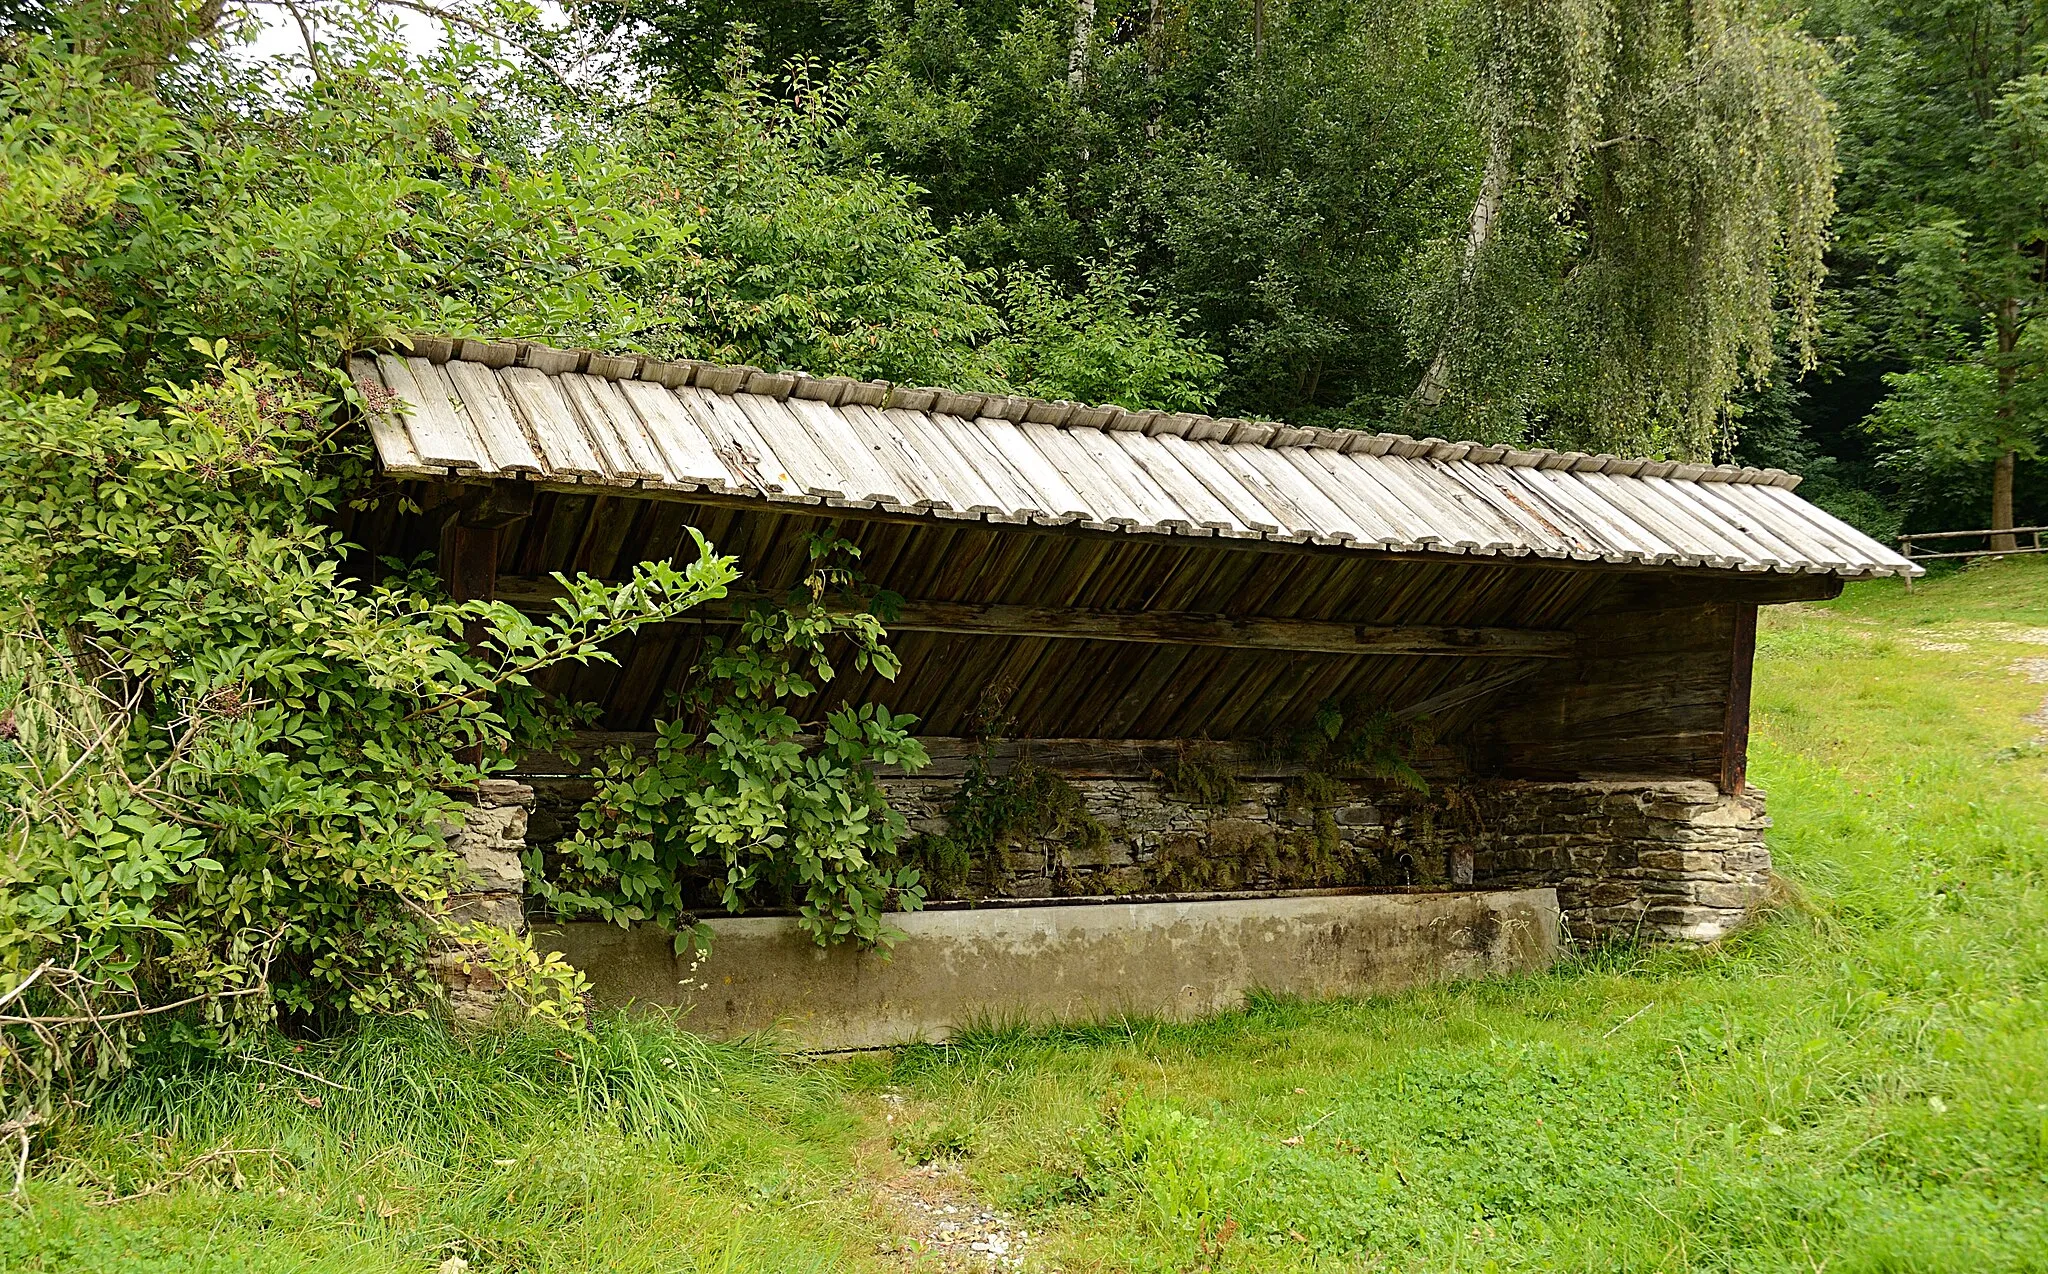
[{"xmin": 344, "ymin": 336, "xmax": 1915, "ymax": 944}]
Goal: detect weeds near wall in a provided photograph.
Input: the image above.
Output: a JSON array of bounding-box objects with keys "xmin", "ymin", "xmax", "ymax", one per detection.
[
  {"xmin": 1293, "ymin": 703, "xmax": 1433, "ymax": 796},
  {"xmin": 536, "ymin": 533, "xmax": 931, "ymax": 949},
  {"xmin": 909, "ymin": 755, "xmax": 1108, "ymax": 898},
  {"xmin": 905, "ymin": 691, "xmax": 1107, "ymax": 900},
  {"xmin": 1161, "ymin": 741, "xmax": 1242, "ymax": 808}
]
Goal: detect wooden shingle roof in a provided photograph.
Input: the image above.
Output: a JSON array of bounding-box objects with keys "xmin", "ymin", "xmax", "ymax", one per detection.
[{"xmin": 353, "ymin": 336, "xmax": 1918, "ymax": 580}]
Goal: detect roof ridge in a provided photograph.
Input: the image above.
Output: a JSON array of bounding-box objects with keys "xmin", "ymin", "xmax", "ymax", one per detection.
[{"xmin": 369, "ymin": 334, "xmax": 1803, "ymax": 491}]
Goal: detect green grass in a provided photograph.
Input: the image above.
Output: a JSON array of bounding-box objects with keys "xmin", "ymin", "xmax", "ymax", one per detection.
[{"xmin": 10, "ymin": 557, "xmax": 2048, "ymax": 1272}]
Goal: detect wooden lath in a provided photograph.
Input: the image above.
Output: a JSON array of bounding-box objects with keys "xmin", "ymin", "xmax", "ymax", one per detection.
[{"xmin": 493, "ymin": 576, "xmax": 1577, "ymax": 659}]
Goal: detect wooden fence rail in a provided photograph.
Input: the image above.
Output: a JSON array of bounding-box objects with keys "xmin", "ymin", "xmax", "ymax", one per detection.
[{"xmin": 1897, "ymin": 526, "xmax": 2048, "ymax": 589}]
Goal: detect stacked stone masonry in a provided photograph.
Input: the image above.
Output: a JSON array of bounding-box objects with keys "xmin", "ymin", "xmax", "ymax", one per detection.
[
  {"xmin": 524, "ymin": 772, "xmax": 1771, "ymax": 944},
  {"xmin": 1470, "ymin": 780, "xmax": 1773, "ymax": 943},
  {"xmin": 432, "ymin": 779, "xmax": 534, "ymax": 1024}
]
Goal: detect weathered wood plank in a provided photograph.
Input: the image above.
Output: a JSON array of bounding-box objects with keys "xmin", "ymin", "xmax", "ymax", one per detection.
[
  {"xmin": 379, "ymin": 354, "xmax": 486, "ymax": 469},
  {"xmin": 728, "ymin": 394, "xmax": 850, "ymax": 501},
  {"xmin": 1155, "ymin": 434, "xmax": 1283, "ymax": 534},
  {"xmin": 443, "ymin": 358, "xmax": 546, "ymax": 475},
  {"xmin": 1067, "ymin": 427, "xmax": 1201, "ymax": 534},
  {"xmin": 785, "ymin": 396, "xmax": 903, "ymax": 506},
  {"xmin": 351, "ymin": 355, "xmax": 430, "ymax": 472},
  {"xmin": 1374, "ymin": 454, "xmax": 1524, "ymax": 551},
  {"xmin": 883, "ymin": 408, "xmax": 1006, "ymax": 515},
  {"xmin": 617, "ymin": 380, "xmax": 732, "ymax": 490},
  {"xmin": 977, "ymin": 418, "xmax": 1090, "ymax": 523},
  {"xmin": 927, "ymin": 414, "xmax": 1040, "ymax": 522},
  {"xmin": 500, "ymin": 367, "xmax": 607, "ymax": 478},
  {"xmin": 1015, "ymin": 424, "xmax": 1131, "ymax": 527},
  {"xmin": 1271, "ymin": 447, "xmax": 1391, "ymax": 547},
  {"xmin": 1434, "ymin": 459, "xmax": 1578, "ymax": 558},
  {"xmin": 1196, "ymin": 440, "xmax": 1320, "ymax": 542},
  {"xmin": 1721, "ymin": 602, "xmax": 1757, "ymax": 794},
  {"xmin": 686, "ymin": 389, "xmax": 814, "ymax": 502},
  {"xmin": 1693, "ymin": 481, "xmax": 1840, "ymax": 571},
  {"xmin": 837, "ymin": 403, "xmax": 949, "ymax": 510},
  {"xmin": 583, "ymin": 374, "xmax": 673, "ymax": 481},
  {"xmin": 1110, "ymin": 429, "xmax": 1248, "ymax": 534}
]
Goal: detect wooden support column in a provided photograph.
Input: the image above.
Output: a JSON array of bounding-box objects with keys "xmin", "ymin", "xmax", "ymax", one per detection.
[
  {"xmin": 1720, "ymin": 602, "xmax": 1758, "ymax": 794},
  {"xmin": 441, "ymin": 484, "xmax": 535, "ymax": 762},
  {"xmin": 440, "ymin": 483, "xmax": 536, "ymax": 607}
]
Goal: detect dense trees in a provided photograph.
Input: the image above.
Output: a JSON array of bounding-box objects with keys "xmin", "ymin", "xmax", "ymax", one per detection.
[
  {"xmin": 602, "ymin": 0, "xmax": 1836, "ymax": 456},
  {"xmin": 585, "ymin": 0, "xmax": 2048, "ymax": 535},
  {"xmin": 1812, "ymin": 0, "xmax": 2048, "ymax": 545},
  {"xmin": 1414, "ymin": 0, "xmax": 1835, "ymax": 457},
  {"xmin": 6, "ymin": 2, "xmax": 2036, "ymax": 516}
]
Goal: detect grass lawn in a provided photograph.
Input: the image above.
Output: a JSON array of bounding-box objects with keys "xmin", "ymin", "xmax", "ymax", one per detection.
[{"xmin": 7, "ymin": 558, "xmax": 2047, "ymax": 1273}]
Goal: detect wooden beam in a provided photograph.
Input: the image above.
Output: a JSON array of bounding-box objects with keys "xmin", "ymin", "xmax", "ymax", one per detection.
[
  {"xmin": 1720, "ymin": 602, "xmax": 1758, "ymax": 794},
  {"xmin": 511, "ymin": 733, "xmax": 1473, "ymax": 782},
  {"xmin": 442, "ymin": 494, "xmax": 530, "ymax": 766},
  {"xmin": 441, "ymin": 525, "xmax": 502, "ymax": 603},
  {"xmin": 491, "ymin": 575, "xmax": 1576, "ymax": 658},
  {"xmin": 456, "ymin": 480, "xmax": 537, "ymax": 530}
]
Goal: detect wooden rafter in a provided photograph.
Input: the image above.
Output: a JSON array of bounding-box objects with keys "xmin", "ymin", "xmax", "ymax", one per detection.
[{"xmin": 491, "ymin": 575, "xmax": 1576, "ymax": 659}]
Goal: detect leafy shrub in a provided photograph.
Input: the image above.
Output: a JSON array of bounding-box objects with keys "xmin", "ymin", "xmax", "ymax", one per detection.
[
  {"xmin": 535, "ymin": 534, "xmax": 931, "ymax": 948},
  {"xmin": 988, "ymin": 258, "xmax": 1225, "ymax": 413},
  {"xmin": 0, "ymin": 6, "xmax": 1244, "ymax": 1126},
  {"xmin": 0, "ymin": 353, "xmax": 735, "ymax": 1112}
]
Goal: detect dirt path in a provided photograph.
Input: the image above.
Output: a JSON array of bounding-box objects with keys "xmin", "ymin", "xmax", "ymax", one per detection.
[{"xmin": 873, "ymin": 1159, "xmax": 1033, "ymax": 1271}]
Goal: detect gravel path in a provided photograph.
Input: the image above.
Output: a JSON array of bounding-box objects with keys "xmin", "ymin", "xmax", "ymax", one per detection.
[{"xmin": 875, "ymin": 1160, "xmax": 1033, "ymax": 1272}]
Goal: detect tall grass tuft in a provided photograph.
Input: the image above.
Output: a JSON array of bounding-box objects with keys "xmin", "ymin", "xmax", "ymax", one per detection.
[{"xmin": 12, "ymin": 1014, "xmax": 881, "ymax": 1272}]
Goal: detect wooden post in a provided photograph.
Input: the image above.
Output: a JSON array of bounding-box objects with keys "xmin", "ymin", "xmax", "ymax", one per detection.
[
  {"xmin": 440, "ymin": 483, "xmax": 536, "ymax": 607},
  {"xmin": 1720, "ymin": 602, "xmax": 1758, "ymax": 795},
  {"xmin": 441, "ymin": 483, "xmax": 534, "ymax": 762}
]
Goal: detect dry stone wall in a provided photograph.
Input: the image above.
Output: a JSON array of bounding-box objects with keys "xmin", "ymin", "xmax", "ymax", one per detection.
[
  {"xmin": 1471, "ymin": 780, "xmax": 1774, "ymax": 943},
  {"xmin": 431, "ymin": 779, "xmax": 534, "ymax": 1024},
  {"xmin": 884, "ymin": 775, "xmax": 1444, "ymax": 897},
  {"xmin": 521, "ymin": 771, "xmax": 1772, "ymax": 945}
]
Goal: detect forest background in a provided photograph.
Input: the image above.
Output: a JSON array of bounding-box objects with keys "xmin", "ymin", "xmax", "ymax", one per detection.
[{"xmin": 22, "ymin": 0, "xmax": 2046, "ymax": 543}]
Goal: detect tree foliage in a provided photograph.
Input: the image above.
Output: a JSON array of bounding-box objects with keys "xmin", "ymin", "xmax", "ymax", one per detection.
[
  {"xmin": 1817, "ymin": 0, "xmax": 2048, "ymax": 541},
  {"xmin": 0, "ymin": 345, "xmax": 736, "ymax": 1105},
  {"xmin": 608, "ymin": 0, "xmax": 1835, "ymax": 454},
  {"xmin": 1412, "ymin": 0, "xmax": 1837, "ymax": 456}
]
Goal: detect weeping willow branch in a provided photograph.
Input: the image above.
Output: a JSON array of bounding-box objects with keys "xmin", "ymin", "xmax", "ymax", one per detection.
[{"xmin": 1411, "ymin": 0, "xmax": 1835, "ymax": 459}]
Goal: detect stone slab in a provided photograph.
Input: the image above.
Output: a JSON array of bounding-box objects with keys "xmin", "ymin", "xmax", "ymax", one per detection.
[{"xmin": 533, "ymin": 887, "xmax": 1560, "ymax": 1050}]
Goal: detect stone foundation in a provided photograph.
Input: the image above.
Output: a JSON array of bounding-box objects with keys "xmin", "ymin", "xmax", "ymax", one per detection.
[
  {"xmin": 431, "ymin": 779, "xmax": 534, "ymax": 1024},
  {"xmin": 524, "ymin": 771, "xmax": 1771, "ymax": 947},
  {"xmin": 1472, "ymin": 780, "xmax": 1773, "ymax": 943}
]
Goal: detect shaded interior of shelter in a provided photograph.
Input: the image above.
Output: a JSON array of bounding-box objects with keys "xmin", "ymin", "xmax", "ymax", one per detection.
[{"xmin": 338, "ymin": 480, "xmax": 1839, "ymax": 788}]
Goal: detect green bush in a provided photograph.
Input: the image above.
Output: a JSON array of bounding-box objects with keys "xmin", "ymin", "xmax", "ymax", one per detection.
[
  {"xmin": 0, "ymin": 352, "xmax": 735, "ymax": 1112},
  {"xmin": 536, "ymin": 533, "xmax": 930, "ymax": 949}
]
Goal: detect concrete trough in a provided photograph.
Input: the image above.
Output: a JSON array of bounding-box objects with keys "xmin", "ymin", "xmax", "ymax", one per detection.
[{"xmin": 534, "ymin": 887, "xmax": 1561, "ymax": 1050}]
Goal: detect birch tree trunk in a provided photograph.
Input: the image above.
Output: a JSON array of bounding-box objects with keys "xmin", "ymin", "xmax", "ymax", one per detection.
[
  {"xmin": 1068, "ymin": 0, "xmax": 1096, "ymax": 88},
  {"xmin": 1412, "ymin": 133, "xmax": 1509, "ymax": 409}
]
